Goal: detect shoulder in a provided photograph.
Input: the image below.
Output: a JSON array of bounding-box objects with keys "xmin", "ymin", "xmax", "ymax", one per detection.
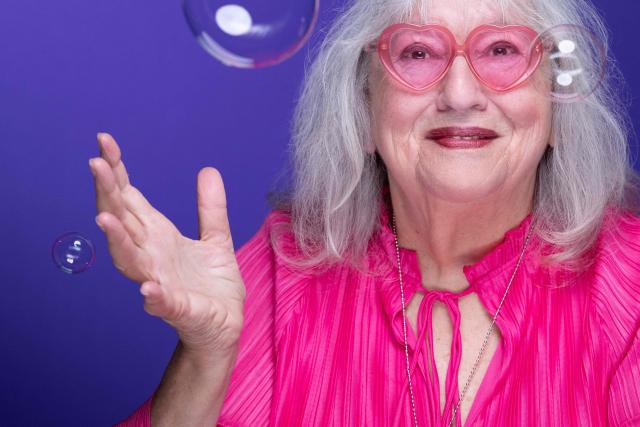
[
  {"xmin": 589, "ymin": 210, "xmax": 640, "ymax": 353},
  {"xmin": 235, "ymin": 210, "xmax": 291, "ymax": 258},
  {"xmin": 235, "ymin": 209, "xmax": 306, "ymax": 274},
  {"xmin": 216, "ymin": 210, "xmax": 300, "ymax": 425},
  {"xmin": 597, "ymin": 209, "xmax": 640, "ymax": 255},
  {"xmin": 234, "ymin": 210, "xmax": 314, "ymax": 334},
  {"xmin": 594, "ymin": 212, "xmax": 640, "ymax": 425},
  {"xmin": 592, "ymin": 209, "xmax": 640, "ymax": 283}
]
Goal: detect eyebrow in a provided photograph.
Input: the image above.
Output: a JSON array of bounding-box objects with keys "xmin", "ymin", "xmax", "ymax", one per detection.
[{"xmin": 424, "ymin": 18, "xmax": 508, "ymax": 26}]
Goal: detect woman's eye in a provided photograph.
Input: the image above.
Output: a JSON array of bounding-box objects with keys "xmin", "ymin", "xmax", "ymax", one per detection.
[
  {"xmin": 401, "ymin": 45, "xmax": 430, "ymax": 60},
  {"xmin": 491, "ymin": 43, "xmax": 519, "ymax": 56}
]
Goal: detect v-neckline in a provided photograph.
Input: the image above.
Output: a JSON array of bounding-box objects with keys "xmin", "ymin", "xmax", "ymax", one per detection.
[
  {"xmin": 402, "ymin": 286, "xmax": 506, "ymax": 427},
  {"xmin": 374, "ymin": 203, "xmax": 535, "ymax": 426}
]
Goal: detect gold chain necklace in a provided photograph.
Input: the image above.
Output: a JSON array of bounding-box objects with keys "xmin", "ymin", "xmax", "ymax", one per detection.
[{"xmin": 391, "ymin": 214, "xmax": 534, "ymax": 427}]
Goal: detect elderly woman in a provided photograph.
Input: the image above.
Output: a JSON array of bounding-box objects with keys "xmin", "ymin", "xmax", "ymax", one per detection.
[{"xmin": 92, "ymin": 0, "xmax": 640, "ymax": 425}]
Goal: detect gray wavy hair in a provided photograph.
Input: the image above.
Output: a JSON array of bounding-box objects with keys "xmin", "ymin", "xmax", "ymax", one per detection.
[{"xmin": 269, "ymin": 0, "xmax": 640, "ymax": 271}]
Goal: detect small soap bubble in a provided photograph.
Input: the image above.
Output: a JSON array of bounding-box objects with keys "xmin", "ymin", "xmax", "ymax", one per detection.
[
  {"xmin": 52, "ymin": 232, "xmax": 96, "ymax": 274},
  {"xmin": 182, "ymin": 0, "xmax": 319, "ymax": 68},
  {"xmin": 532, "ymin": 24, "xmax": 606, "ymax": 102}
]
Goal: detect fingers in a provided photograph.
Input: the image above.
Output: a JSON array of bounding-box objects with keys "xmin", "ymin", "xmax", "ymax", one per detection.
[
  {"xmin": 95, "ymin": 211, "xmax": 147, "ymax": 283},
  {"xmin": 90, "ymin": 156, "xmax": 147, "ymax": 246},
  {"xmin": 97, "ymin": 132, "xmax": 130, "ymax": 189},
  {"xmin": 91, "ymin": 132, "xmax": 168, "ymax": 248},
  {"xmin": 197, "ymin": 167, "xmax": 233, "ymax": 247},
  {"xmin": 90, "ymin": 156, "xmax": 126, "ymax": 217}
]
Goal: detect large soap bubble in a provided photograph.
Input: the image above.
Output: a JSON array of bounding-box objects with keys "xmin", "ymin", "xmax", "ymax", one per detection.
[
  {"xmin": 532, "ymin": 24, "xmax": 606, "ymax": 103},
  {"xmin": 182, "ymin": 0, "xmax": 319, "ymax": 68}
]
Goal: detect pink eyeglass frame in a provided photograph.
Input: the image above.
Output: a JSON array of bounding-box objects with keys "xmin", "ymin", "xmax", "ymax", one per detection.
[{"xmin": 364, "ymin": 23, "xmax": 545, "ymax": 92}]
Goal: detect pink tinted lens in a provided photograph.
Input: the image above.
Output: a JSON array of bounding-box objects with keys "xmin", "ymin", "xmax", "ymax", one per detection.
[
  {"xmin": 387, "ymin": 28, "xmax": 452, "ymax": 89},
  {"xmin": 467, "ymin": 28, "xmax": 536, "ymax": 90}
]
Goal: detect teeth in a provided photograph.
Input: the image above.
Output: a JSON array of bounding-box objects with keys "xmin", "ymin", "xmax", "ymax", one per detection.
[{"xmin": 449, "ymin": 136, "xmax": 486, "ymax": 140}]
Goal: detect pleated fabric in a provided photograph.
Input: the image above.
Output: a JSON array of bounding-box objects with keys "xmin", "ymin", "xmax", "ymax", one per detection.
[{"xmin": 115, "ymin": 207, "xmax": 640, "ymax": 427}]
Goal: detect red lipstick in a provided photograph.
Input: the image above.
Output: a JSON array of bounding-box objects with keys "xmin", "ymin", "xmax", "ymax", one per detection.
[{"xmin": 426, "ymin": 127, "xmax": 500, "ymax": 149}]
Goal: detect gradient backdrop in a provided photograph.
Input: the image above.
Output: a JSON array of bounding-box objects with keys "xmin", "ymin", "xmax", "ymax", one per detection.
[{"xmin": 1, "ymin": 0, "xmax": 638, "ymax": 425}]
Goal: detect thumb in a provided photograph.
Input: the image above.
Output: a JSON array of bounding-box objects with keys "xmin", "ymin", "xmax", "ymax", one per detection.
[
  {"xmin": 196, "ymin": 167, "xmax": 233, "ymax": 245},
  {"xmin": 140, "ymin": 281, "xmax": 176, "ymax": 320},
  {"xmin": 140, "ymin": 281, "xmax": 188, "ymax": 324}
]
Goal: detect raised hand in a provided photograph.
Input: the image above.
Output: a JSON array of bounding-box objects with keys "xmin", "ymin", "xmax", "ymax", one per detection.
[{"xmin": 89, "ymin": 132, "xmax": 245, "ymax": 357}]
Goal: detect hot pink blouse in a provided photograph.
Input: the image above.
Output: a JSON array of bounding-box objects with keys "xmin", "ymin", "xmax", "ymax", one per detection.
[{"xmin": 115, "ymin": 207, "xmax": 640, "ymax": 426}]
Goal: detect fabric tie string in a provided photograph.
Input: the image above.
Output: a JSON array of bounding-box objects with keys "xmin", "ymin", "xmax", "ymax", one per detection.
[{"xmin": 397, "ymin": 286, "xmax": 475, "ymax": 427}]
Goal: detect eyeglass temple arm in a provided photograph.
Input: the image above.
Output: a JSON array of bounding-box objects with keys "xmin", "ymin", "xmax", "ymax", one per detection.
[{"xmin": 363, "ymin": 40, "xmax": 379, "ymax": 53}]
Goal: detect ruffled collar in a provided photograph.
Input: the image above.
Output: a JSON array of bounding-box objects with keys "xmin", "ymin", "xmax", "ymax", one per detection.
[{"xmin": 371, "ymin": 195, "xmax": 538, "ymax": 346}]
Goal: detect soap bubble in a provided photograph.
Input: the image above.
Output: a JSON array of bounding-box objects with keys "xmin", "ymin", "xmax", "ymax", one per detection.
[
  {"xmin": 51, "ymin": 233, "xmax": 95, "ymax": 274},
  {"xmin": 182, "ymin": 0, "xmax": 319, "ymax": 68},
  {"xmin": 532, "ymin": 24, "xmax": 606, "ymax": 103}
]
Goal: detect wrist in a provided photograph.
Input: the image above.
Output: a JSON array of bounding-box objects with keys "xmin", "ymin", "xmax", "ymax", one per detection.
[{"xmin": 178, "ymin": 340, "xmax": 240, "ymax": 369}]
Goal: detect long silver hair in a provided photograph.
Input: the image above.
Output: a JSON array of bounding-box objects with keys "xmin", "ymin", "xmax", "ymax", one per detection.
[{"xmin": 269, "ymin": 0, "xmax": 640, "ymax": 271}]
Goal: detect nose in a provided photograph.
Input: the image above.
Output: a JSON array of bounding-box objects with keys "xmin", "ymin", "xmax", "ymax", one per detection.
[{"xmin": 435, "ymin": 55, "xmax": 488, "ymax": 112}]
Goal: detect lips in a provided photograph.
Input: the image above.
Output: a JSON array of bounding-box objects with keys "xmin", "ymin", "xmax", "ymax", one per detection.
[{"xmin": 426, "ymin": 126, "xmax": 500, "ymax": 149}]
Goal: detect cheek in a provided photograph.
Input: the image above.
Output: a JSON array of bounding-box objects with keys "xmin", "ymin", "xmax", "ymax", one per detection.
[
  {"xmin": 501, "ymin": 90, "xmax": 552, "ymax": 143},
  {"xmin": 370, "ymin": 91, "xmax": 421, "ymax": 149},
  {"xmin": 504, "ymin": 61, "xmax": 553, "ymax": 130},
  {"xmin": 495, "ymin": 96, "xmax": 553, "ymax": 183},
  {"xmin": 368, "ymin": 61, "xmax": 434, "ymax": 154}
]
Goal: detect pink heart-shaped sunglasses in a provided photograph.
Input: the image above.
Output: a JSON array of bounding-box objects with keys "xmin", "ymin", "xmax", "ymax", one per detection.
[{"xmin": 364, "ymin": 24, "xmax": 544, "ymax": 92}]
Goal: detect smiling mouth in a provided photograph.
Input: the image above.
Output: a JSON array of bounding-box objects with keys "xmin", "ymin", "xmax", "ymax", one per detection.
[{"xmin": 426, "ymin": 126, "xmax": 500, "ymax": 149}]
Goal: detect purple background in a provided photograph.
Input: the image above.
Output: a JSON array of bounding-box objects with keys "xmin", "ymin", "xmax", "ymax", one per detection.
[{"xmin": 1, "ymin": 1, "xmax": 638, "ymax": 425}]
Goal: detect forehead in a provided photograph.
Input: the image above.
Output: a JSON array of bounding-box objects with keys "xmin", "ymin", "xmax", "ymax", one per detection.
[{"xmin": 407, "ymin": 0, "xmax": 533, "ymax": 37}]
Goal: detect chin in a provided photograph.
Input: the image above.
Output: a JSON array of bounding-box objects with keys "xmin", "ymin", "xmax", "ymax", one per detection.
[
  {"xmin": 435, "ymin": 187, "xmax": 499, "ymax": 204},
  {"xmin": 416, "ymin": 172, "xmax": 505, "ymax": 204}
]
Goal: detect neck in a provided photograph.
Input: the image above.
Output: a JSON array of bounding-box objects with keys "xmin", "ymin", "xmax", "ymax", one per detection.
[{"xmin": 389, "ymin": 178, "xmax": 534, "ymax": 293}]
